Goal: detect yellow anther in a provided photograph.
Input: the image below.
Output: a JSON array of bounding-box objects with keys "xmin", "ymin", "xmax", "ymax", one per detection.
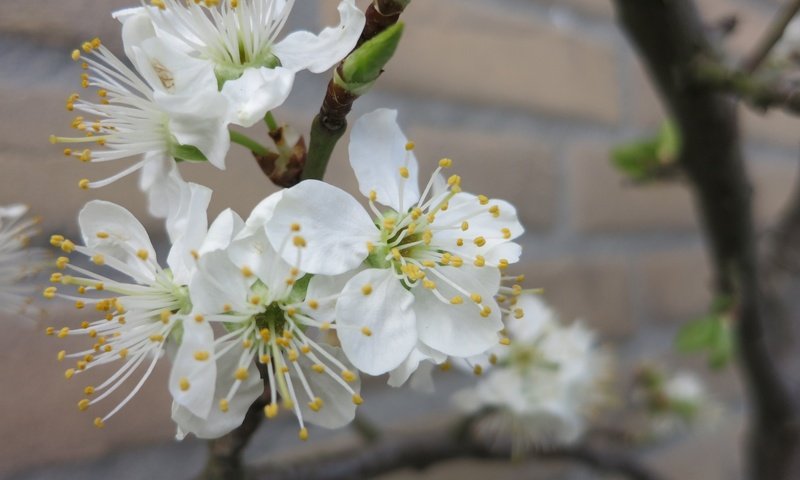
[
  {"xmin": 391, "ymin": 247, "xmax": 401, "ymax": 261},
  {"xmin": 159, "ymin": 310, "xmax": 171, "ymax": 323},
  {"xmin": 447, "ymin": 175, "xmax": 461, "ymax": 187},
  {"xmin": 179, "ymin": 377, "xmax": 190, "ymax": 391},
  {"xmin": 56, "ymin": 258, "xmax": 68, "ymax": 270},
  {"xmin": 264, "ymin": 403, "xmax": 279, "ymax": 418},
  {"xmin": 223, "ymin": 304, "xmax": 232, "ymax": 313},
  {"xmin": 366, "ymin": 241, "xmax": 375, "ymax": 253},
  {"xmin": 369, "ymin": 190, "xmax": 377, "ymax": 202},
  {"xmin": 361, "ymin": 284, "xmax": 373, "ymax": 296},
  {"xmin": 383, "ymin": 217, "xmax": 396, "ymax": 230},
  {"xmin": 192, "ymin": 314, "xmax": 204, "ymax": 324},
  {"xmin": 411, "ymin": 208, "xmax": 422, "ymax": 220},
  {"xmin": 84, "ymin": 386, "xmax": 95, "ymax": 395},
  {"xmin": 312, "ymin": 364, "xmax": 325, "ymax": 374},
  {"xmin": 290, "ymin": 223, "xmax": 301, "ymax": 233},
  {"xmin": 423, "ymin": 279, "xmax": 436, "ymax": 289},
  {"xmin": 489, "ymin": 354, "xmax": 498, "ymax": 365},
  {"xmin": 287, "ymin": 350, "xmax": 299, "ymax": 362},
  {"xmin": 399, "ymin": 166, "xmax": 410, "ymax": 179},
  {"xmin": 474, "ymin": 255, "xmax": 486, "ymax": 267},
  {"xmin": 50, "ymin": 273, "xmax": 63, "ymax": 283},
  {"xmin": 234, "ymin": 367, "xmax": 249, "ymax": 381},
  {"xmin": 290, "ymin": 267, "xmax": 300, "ymax": 277},
  {"xmin": 299, "ymin": 428, "xmax": 309, "ymax": 441},
  {"xmin": 75, "ymin": 300, "xmax": 85, "ymax": 309},
  {"xmin": 439, "ymin": 158, "xmax": 453, "ymax": 168},
  {"xmin": 426, "ymin": 213, "xmax": 436, "ymax": 223},
  {"xmin": 46, "ymin": 326, "xmax": 55, "ymax": 336},
  {"xmin": 478, "ymin": 195, "xmax": 489, "ymax": 205},
  {"xmin": 149, "ymin": 334, "xmax": 164, "ymax": 342},
  {"xmin": 474, "ymin": 236, "xmax": 486, "ymax": 247},
  {"xmin": 361, "ymin": 327, "xmax": 373, "ymax": 337},
  {"xmin": 514, "ymin": 308, "xmax": 525, "ymax": 319},
  {"xmin": 286, "ymin": 307, "xmax": 297, "ymax": 317},
  {"xmin": 63, "ymin": 148, "xmax": 72, "ymax": 156},
  {"xmin": 65, "ymin": 368, "xmax": 75, "ymax": 379},
  {"xmin": 450, "ymin": 296, "xmax": 464, "ymax": 305},
  {"xmin": 259, "ymin": 354, "xmax": 271, "ymax": 364},
  {"xmin": 480, "ymin": 306, "xmax": 492, "ymax": 318},
  {"xmin": 342, "ymin": 370, "xmax": 357, "ymax": 383},
  {"xmin": 50, "ymin": 235, "xmax": 65, "ymax": 247},
  {"xmin": 451, "ymin": 257, "xmax": 463, "ymax": 267},
  {"xmin": 191, "ymin": 250, "xmax": 199, "ymax": 260},
  {"xmin": 57, "ymin": 350, "xmax": 66, "ymax": 361},
  {"xmin": 91, "ymin": 38, "xmax": 101, "ymax": 49},
  {"xmin": 321, "ymin": 322, "xmax": 331, "ymax": 331},
  {"xmin": 230, "ymin": 0, "xmax": 238, "ymax": 7},
  {"xmin": 352, "ymin": 394, "xmax": 364, "ymax": 405},
  {"xmin": 470, "ymin": 293, "xmax": 482, "ymax": 304},
  {"xmin": 93, "ymin": 417, "xmax": 105, "ymax": 429},
  {"xmin": 293, "ymin": 236, "xmax": 306, "ymax": 248},
  {"xmin": 119, "ymin": 348, "xmax": 128, "ymax": 358},
  {"xmin": 250, "ymin": 295, "xmax": 261, "ymax": 305},
  {"xmin": 501, "ymin": 228, "xmax": 512, "ymax": 239},
  {"xmin": 405, "ymin": 141, "xmax": 415, "ymax": 151},
  {"xmin": 499, "ymin": 337, "xmax": 511, "ymax": 346},
  {"xmin": 473, "ymin": 364, "xmax": 483, "ymax": 376},
  {"xmin": 499, "ymin": 259, "xmax": 510, "ymax": 270},
  {"xmin": 151, "ymin": 0, "xmax": 166, "ymax": 8},
  {"xmin": 43, "ymin": 287, "xmax": 57, "ymax": 299},
  {"xmin": 81, "ymin": 42, "xmax": 93, "ymax": 53},
  {"xmin": 136, "ymin": 249, "xmax": 149, "ymax": 261},
  {"xmin": 308, "ymin": 300, "xmax": 319, "ymax": 310},
  {"xmin": 71, "ymin": 49, "xmax": 81, "ymax": 61},
  {"xmin": 194, "ymin": 350, "xmax": 210, "ymax": 361},
  {"xmin": 422, "ymin": 230, "xmax": 433, "ymax": 245},
  {"xmin": 461, "ymin": 221, "xmax": 469, "ymax": 231},
  {"xmin": 308, "ymin": 397, "xmax": 324, "ymax": 412},
  {"xmin": 241, "ymin": 266, "xmax": 253, "ymax": 278},
  {"xmin": 259, "ymin": 329, "xmax": 271, "ymax": 341},
  {"xmin": 219, "ymin": 399, "xmax": 229, "ymax": 412},
  {"xmin": 489, "ymin": 205, "xmax": 500, "ymax": 218},
  {"xmin": 300, "ymin": 345, "xmax": 311, "ymax": 354},
  {"xmin": 440, "ymin": 362, "xmax": 452, "ymax": 372}
]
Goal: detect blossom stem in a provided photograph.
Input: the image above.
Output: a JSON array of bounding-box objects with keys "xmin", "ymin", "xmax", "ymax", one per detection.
[
  {"xmin": 302, "ymin": 0, "xmax": 410, "ymax": 181},
  {"xmin": 230, "ymin": 130, "xmax": 273, "ymax": 157},
  {"xmin": 264, "ymin": 111, "xmax": 279, "ymax": 133}
]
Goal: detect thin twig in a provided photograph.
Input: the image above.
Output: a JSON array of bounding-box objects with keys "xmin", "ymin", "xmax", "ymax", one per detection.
[{"xmin": 742, "ymin": 0, "xmax": 800, "ymax": 73}]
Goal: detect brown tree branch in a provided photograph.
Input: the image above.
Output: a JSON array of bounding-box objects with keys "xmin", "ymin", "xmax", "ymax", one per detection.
[
  {"xmin": 742, "ymin": 0, "xmax": 800, "ymax": 73},
  {"xmin": 613, "ymin": 0, "xmax": 800, "ymax": 478},
  {"xmin": 251, "ymin": 426, "xmax": 662, "ymax": 480}
]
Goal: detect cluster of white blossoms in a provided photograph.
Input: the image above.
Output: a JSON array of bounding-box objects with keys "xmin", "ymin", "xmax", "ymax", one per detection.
[
  {"xmin": 44, "ymin": 105, "xmax": 530, "ymax": 440},
  {"xmin": 0, "ymin": 205, "xmax": 47, "ymax": 316},
  {"xmin": 453, "ymin": 294, "xmax": 613, "ymax": 453},
  {"xmin": 49, "ymin": 0, "xmax": 365, "ymax": 218}
]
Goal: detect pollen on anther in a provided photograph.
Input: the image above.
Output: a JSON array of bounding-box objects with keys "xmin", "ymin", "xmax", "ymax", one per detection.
[
  {"xmin": 234, "ymin": 368, "xmax": 249, "ymax": 381},
  {"xmin": 361, "ymin": 284, "xmax": 373, "ymax": 296},
  {"xmin": 299, "ymin": 428, "xmax": 309, "ymax": 441},
  {"xmin": 241, "ymin": 266, "xmax": 253, "ymax": 278},
  {"xmin": 470, "ymin": 293, "xmax": 482, "ymax": 304},
  {"xmin": 473, "ymin": 365, "xmax": 483, "ymax": 376},
  {"xmin": 290, "ymin": 223, "xmax": 301, "ymax": 232},
  {"xmin": 439, "ymin": 158, "xmax": 453, "ymax": 168},
  {"xmin": 219, "ymin": 399, "xmax": 229, "ymax": 412},
  {"xmin": 179, "ymin": 378, "xmax": 190, "ymax": 391},
  {"xmin": 342, "ymin": 370, "xmax": 357, "ymax": 383},
  {"xmin": 399, "ymin": 166, "xmax": 410, "ymax": 179},
  {"xmin": 352, "ymin": 394, "xmax": 364, "ymax": 405},
  {"xmin": 136, "ymin": 249, "xmax": 149, "ymax": 261},
  {"xmin": 361, "ymin": 327, "xmax": 373, "ymax": 337},
  {"xmin": 93, "ymin": 417, "xmax": 105, "ymax": 428},
  {"xmin": 293, "ymin": 236, "xmax": 306, "ymax": 248},
  {"xmin": 264, "ymin": 403, "xmax": 279, "ymax": 418},
  {"xmin": 499, "ymin": 337, "xmax": 511, "ymax": 346},
  {"xmin": 194, "ymin": 350, "xmax": 210, "ymax": 361},
  {"xmin": 450, "ymin": 296, "xmax": 464, "ymax": 305}
]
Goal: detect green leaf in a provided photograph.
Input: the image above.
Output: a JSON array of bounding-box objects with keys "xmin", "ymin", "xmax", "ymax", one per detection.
[
  {"xmin": 676, "ymin": 316, "xmax": 717, "ymax": 353},
  {"xmin": 171, "ymin": 143, "xmax": 208, "ymax": 163},
  {"xmin": 611, "ymin": 139, "xmax": 660, "ymax": 181},
  {"xmin": 656, "ymin": 120, "xmax": 681, "ymax": 164},
  {"xmin": 675, "ymin": 296, "xmax": 736, "ymax": 370}
]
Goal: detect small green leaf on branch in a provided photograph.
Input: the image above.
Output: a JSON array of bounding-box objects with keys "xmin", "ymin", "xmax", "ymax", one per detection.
[
  {"xmin": 675, "ymin": 295, "xmax": 735, "ymax": 370},
  {"xmin": 611, "ymin": 121, "xmax": 682, "ymax": 182},
  {"xmin": 337, "ymin": 22, "xmax": 405, "ymax": 95}
]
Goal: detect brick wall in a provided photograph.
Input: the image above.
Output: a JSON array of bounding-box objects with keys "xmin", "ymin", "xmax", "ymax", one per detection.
[{"xmin": 0, "ymin": 0, "xmax": 794, "ymax": 477}]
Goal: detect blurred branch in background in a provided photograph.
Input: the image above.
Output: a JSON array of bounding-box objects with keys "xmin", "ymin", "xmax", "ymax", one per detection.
[
  {"xmin": 742, "ymin": 0, "xmax": 800, "ymax": 73},
  {"xmin": 252, "ymin": 419, "xmax": 663, "ymax": 480},
  {"xmin": 614, "ymin": 0, "xmax": 800, "ymax": 479}
]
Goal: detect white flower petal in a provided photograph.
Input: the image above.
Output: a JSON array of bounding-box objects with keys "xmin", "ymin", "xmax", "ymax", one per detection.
[
  {"xmin": 336, "ymin": 269, "xmax": 416, "ymax": 375},
  {"xmin": 167, "ymin": 181, "xmax": 212, "ymax": 284},
  {"xmin": 228, "ymin": 229, "xmax": 295, "ymax": 299},
  {"xmin": 414, "ymin": 265, "xmax": 503, "ymax": 357},
  {"xmin": 387, "ymin": 343, "xmax": 446, "ymax": 389},
  {"xmin": 349, "ymin": 109, "xmax": 420, "ymax": 211},
  {"xmin": 190, "ymin": 250, "xmax": 251, "ymax": 313},
  {"xmin": 221, "ymin": 67, "xmax": 295, "ymax": 127},
  {"xmin": 169, "ymin": 316, "xmax": 216, "ymax": 417},
  {"xmin": 237, "ymin": 191, "xmax": 284, "ymax": 239},
  {"xmin": 290, "ymin": 344, "xmax": 360, "ymax": 429},
  {"xmin": 161, "ymin": 91, "xmax": 232, "ymax": 170},
  {"xmin": 200, "ymin": 209, "xmax": 245, "ymax": 255},
  {"xmin": 304, "ymin": 271, "xmax": 357, "ymax": 324},
  {"xmin": 171, "ymin": 346, "xmax": 262, "ymax": 440},
  {"xmin": 266, "ymin": 180, "xmax": 377, "ymax": 275},
  {"xmin": 272, "ymin": 0, "xmax": 365, "ymax": 73},
  {"xmin": 78, "ymin": 200, "xmax": 158, "ymax": 283}
]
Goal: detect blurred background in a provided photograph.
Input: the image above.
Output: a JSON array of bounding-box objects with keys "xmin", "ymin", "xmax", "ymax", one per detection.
[{"xmin": 1, "ymin": 0, "xmax": 797, "ymax": 478}]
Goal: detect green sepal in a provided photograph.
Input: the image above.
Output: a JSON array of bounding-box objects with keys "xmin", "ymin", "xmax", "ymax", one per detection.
[
  {"xmin": 171, "ymin": 144, "xmax": 208, "ymax": 163},
  {"xmin": 338, "ymin": 22, "xmax": 405, "ymax": 95}
]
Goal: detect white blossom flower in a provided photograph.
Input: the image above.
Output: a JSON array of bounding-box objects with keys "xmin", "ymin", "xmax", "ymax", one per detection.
[
  {"xmin": 125, "ymin": 0, "xmax": 365, "ymax": 127},
  {"xmin": 453, "ymin": 294, "xmax": 613, "ymax": 452},
  {"xmin": 266, "ymin": 109, "xmax": 524, "ymax": 377},
  {"xmin": 0, "ymin": 205, "xmax": 47, "ymax": 315},
  {"xmin": 638, "ymin": 370, "xmax": 723, "ymax": 438},
  {"xmin": 44, "ymin": 179, "xmax": 212, "ymax": 428},
  {"xmin": 49, "ymin": 19, "xmax": 231, "ymax": 218},
  {"xmin": 170, "ymin": 195, "xmax": 362, "ymax": 440}
]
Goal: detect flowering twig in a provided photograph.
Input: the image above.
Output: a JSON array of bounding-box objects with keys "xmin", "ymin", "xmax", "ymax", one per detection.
[
  {"xmin": 303, "ymin": 0, "xmax": 410, "ymax": 181},
  {"xmin": 252, "ymin": 422, "xmax": 662, "ymax": 480},
  {"xmin": 741, "ymin": 0, "xmax": 800, "ymax": 73}
]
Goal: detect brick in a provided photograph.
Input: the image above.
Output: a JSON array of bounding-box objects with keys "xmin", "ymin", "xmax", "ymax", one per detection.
[
  {"xmin": 568, "ymin": 141, "xmax": 699, "ymax": 233},
  {"xmin": 751, "ymin": 159, "xmax": 796, "ymax": 227},
  {"xmin": 630, "ymin": 58, "xmax": 667, "ymax": 129},
  {"xmin": 695, "ymin": 0, "xmax": 771, "ymax": 55},
  {"xmin": 0, "ymin": 310, "xmax": 174, "ymax": 476},
  {"xmin": 517, "ymin": 256, "xmax": 635, "ymax": 339},
  {"xmin": 0, "ymin": 1, "xmax": 131, "ymax": 51},
  {"xmin": 741, "ymin": 107, "xmax": 800, "ymax": 149},
  {"xmin": 406, "ymin": 126, "xmax": 557, "ymax": 231},
  {"xmin": 363, "ymin": 0, "xmax": 621, "ymax": 124},
  {"xmin": 636, "ymin": 248, "xmax": 713, "ymax": 323},
  {"xmin": 534, "ymin": 0, "xmax": 615, "ymax": 19}
]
